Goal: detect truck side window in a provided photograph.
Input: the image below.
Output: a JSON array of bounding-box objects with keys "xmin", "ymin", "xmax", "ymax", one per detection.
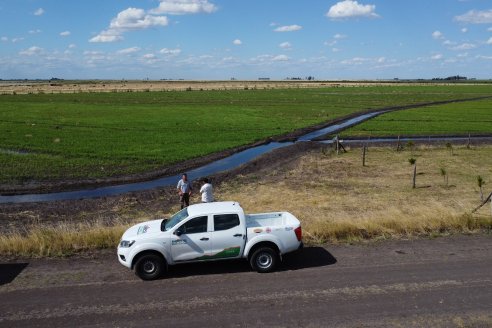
[
  {"xmin": 214, "ymin": 214, "xmax": 240, "ymax": 231},
  {"xmin": 181, "ymin": 216, "xmax": 208, "ymax": 234}
]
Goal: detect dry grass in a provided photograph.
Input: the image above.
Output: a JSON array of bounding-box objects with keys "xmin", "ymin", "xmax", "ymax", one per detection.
[
  {"xmin": 1, "ymin": 144, "xmax": 491, "ymax": 257},
  {"xmin": 0, "ymin": 221, "xmax": 130, "ymax": 258},
  {"xmin": 217, "ymin": 144, "xmax": 492, "ymax": 243}
]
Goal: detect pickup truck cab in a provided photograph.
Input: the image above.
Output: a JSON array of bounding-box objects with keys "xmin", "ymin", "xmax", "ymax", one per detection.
[{"xmin": 118, "ymin": 201, "xmax": 302, "ymax": 280}]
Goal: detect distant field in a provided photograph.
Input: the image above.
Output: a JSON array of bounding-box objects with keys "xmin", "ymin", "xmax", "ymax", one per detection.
[
  {"xmin": 341, "ymin": 98, "xmax": 492, "ymax": 137},
  {"xmin": 1, "ymin": 84, "xmax": 492, "ymax": 185}
]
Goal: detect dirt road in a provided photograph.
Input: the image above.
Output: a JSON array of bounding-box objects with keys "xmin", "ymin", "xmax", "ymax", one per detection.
[{"xmin": 1, "ymin": 234, "xmax": 492, "ymax": 327}]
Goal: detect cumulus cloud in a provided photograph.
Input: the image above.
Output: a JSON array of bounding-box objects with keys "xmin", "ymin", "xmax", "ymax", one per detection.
[
  {"xmin": 60, "ymin": 31, "xmax": 71, "ymax": 37},
  {"xmin": 143, "ymin": 53, "xmax": 156, "ymax": 59},
  {"xmin": 461, "ymin": 27, "xmax": 468, "ymax": 33},
  {"xmin": 90, "ymin": 7, "xmax": 168, "ymax": 43},
  {"xmin": 272, "ymin": 54, "xmax": 289, "ymax": 61},
  {"xmin": 151, "ymin": 0, "xmax": 217, "ymax": 15},
  {"xmin": 274, "ymin": 25, "xmax": 302, "ymax": 32},
  {"xmin": 19, "ymin": 46, "xmax": 43, "ymax": 56},
  {"xmin": 29, "ymin": 29, "xmax": 42, "ymax": 34},
  {"xmin": 451, "ymin": 43, "xmax": 476, "ymax": 51},
  {"xmin": 160, "ymin": 48, "xmax": 182, "ymax": 55},
  {"xmin": 432, "ymin": 30, "xmax": 444, "ymax": 39},
  {"xmin": 233, "ymin": 39, "xmax": 242, "ymax": 45},
  {"xmin": 431, "ymin": 54, "xmax": 443, "ymax": 60},
  {"xmin": 279, "ymin": 42, "xmax": 292, "ymax": 49},
  {"xmin": 487, "ymin": 37, "xmax": 492, "ymax": 44},
  {"xmin": 334, "ymin": 33, "xmax": 347, "ymax": 39},
  {"xmin": 34, "ymin": 8, "xmax": 45, "ymax": 16},
  {"xmin": 455, "ymin": 9, "xmax": 492, "ymax": 24},
  {"xmin": 117, "ymin": 47, "xmax": 141, "ymax": 54},
  {"xmin": 326, "ymin": 0, "xmax": 379, "ymax": 19}
]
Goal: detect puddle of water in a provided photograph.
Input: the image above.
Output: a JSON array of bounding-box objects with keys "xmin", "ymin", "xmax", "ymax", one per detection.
[{"xmin": 0, "ymin": 148, "xmax": 30, "ymax": 155}]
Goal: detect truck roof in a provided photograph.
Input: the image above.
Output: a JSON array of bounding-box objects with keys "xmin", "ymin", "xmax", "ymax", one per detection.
[{"xmin": 187, "ymin": 201, "xmax": 242, "ymax": 217}]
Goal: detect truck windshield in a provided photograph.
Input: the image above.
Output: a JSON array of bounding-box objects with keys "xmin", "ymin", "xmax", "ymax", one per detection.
[{"xmin": 163, "ymin": 208, "xmax": 189, "ymax": 231}]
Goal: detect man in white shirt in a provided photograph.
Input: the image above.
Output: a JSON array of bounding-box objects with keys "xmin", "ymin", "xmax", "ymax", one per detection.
[{"xmin": 199, "ymin": 178, "xmax": 214, "ymax": 203}]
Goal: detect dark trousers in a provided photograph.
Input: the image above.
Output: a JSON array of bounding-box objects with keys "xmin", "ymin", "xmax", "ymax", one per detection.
[{"xmin": 180, "ymin": 193, "xmax": 190, "ymax": 209}]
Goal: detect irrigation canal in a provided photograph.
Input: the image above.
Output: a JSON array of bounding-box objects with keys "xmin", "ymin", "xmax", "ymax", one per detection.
[{"xmin": 1, "ymin": 109, "xmax": 491, "ymax": 204}]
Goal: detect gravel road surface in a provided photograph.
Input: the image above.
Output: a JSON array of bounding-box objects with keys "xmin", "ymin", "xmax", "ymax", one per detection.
[{"xmin": 1, "ymin": 234, "xmax": 491, "ymax": 327}]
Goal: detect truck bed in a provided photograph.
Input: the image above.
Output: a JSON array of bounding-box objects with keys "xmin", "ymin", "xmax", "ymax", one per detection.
[{"xmin": 246, "ymin": 212, "xmax": 298, "ymax": 228}]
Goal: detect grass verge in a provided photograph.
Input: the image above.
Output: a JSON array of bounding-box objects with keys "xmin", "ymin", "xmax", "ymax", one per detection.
[{"xmin": 1, "ymin": 144, "xmax": 492, "ymax": 258}]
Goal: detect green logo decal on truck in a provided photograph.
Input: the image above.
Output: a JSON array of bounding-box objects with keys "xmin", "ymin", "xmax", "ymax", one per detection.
[{"xmin": 195, "ymin": 246, "xmax": 241, "ymax": 260}]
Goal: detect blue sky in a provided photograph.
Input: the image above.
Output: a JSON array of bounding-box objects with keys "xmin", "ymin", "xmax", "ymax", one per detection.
[{"xmin": 1, "ymin": 0, "xmax": 492, "ymax": 80}]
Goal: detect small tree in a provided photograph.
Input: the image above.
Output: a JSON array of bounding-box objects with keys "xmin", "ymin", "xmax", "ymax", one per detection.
[
  {"xmin": 477, "ymin": 175, "xmax": 485, "ymax": 202},
  {"xmin": 446, "ymin": 142, "xmax": 453, "ymax": 155},
  {"xmin": 440, "ymin": 167, "xmax": 448, "ymax": 187},
  {"xmin": 409, "ymin": 158, "xmax": 417, "ymax": 189}
]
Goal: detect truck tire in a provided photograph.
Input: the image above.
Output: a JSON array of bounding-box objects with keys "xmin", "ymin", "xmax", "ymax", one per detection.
[
  {"xmin": 134, "ymin": 254, "xmax": 166, "ymax": 281},
  {"xmin": 250, "ymin": 247, "xmax": 278, "ymax": 273}
]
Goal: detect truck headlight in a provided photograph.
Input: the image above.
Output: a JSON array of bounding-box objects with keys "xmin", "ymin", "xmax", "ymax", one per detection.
[{"xmin": 119, "ymin": 240, "xmax": 135, "ymax": 248}]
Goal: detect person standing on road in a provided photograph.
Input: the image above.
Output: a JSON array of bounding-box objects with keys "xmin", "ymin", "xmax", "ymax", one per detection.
[
  {"xmin": 177, "ymin": 173, "xmax": 193, "ymax": 209},
  {"xmin": 199, "ymin": 178, "xmax": 214, "ymax": 203}
]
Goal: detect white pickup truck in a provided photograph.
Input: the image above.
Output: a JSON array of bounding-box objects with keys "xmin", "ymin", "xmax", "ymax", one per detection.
[{"xmin": 118, "ymin": 201, "xmax": 303, "ymax": 280}]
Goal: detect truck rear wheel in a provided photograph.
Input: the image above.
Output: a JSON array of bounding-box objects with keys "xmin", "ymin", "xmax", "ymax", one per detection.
[
  {"xmin": 134, "ymin": 254, "xmax": 166, "ymax": 281},
  {"xmin": 250, "ymin": 247, "xmax": 278, "ymax": 273}
]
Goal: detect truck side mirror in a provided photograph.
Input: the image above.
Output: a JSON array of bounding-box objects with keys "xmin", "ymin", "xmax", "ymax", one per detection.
[{"xmin": 174, "ymin": 228, "xmax": 183, "ymax": 236}]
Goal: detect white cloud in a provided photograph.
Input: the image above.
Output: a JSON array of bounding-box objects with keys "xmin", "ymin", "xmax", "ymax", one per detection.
[
  {"xmin": 451, "ymin": 43, "xmax": 476, "ymax": 50},
  {"xmin": 90, "ymin": 7, "xmax": 169, "ymax": 43},
  {"xmin": 432, "ymin": 30, "xmax": 444, "ymax": 40},
  {"xmin": 279, "ymin": 41, "xmax": 292, "ymax": 49},
  {"xmin": 272, "ymin": 54, "xmax": 289, "ymax": 61},
  {"xmin": 89, "ymin": 33, "xmax": 123, "ymax": 43},
  {"xmin": 117, "ymin": 47, "xmax": 141, "ymax": 54},
  {"xmin": 19, "ymin": 46, "xmax": 43, "ymax": 56},
  {"xmin": 455, "ymin": 10, "xmax": 492, "ymax": 24},
  {"xmin": 68, "ymin": 44, "xmax": 77, "ymax": 49},
  {"xmin": 487, "ymin": 37, "xmax": 492, "ymax": 44},
  {"xmin": 12, "ymin": 37, "xmax": 25, "ymax": 43},
  {"xmin": 431, "ymin": 54, "xmax": 443, "ymax": 60},
  {"xmin": 160, "ymin": 48, "xmax": 182, "ymax": 55},
  {"xmin": 488, "ymin": 27, "xmax": 492, "ymax": 32},
  {"xmin": 143, "ymin": 53, "xmax": 156, "ymax": 59},
  {"xmin": 334, "ymin": 33, "xmax": 347, "ymax": 39},
  {"xmin": 60, "ymin": 31, "xmax": 71, "ymax": 37},
  {"xmin": 151, "ymin": 0, "xmax": 217, "ymax": 15},
  {"xmin": 461, "ymin": 27, "xmax": 468, "ymax": 33},
  {"xmin": 233, "ymin": 39, "xmax": 242, "ymax": 45},
  {"xmin": 443, "ymin": 40, "xmax": 456, "ymax": 46},
  {"xmin": 274, "ymin": 25, "xmax": 302, "ymax": 32},
  {"xmin": 34, "ymin": 8, "xmax": 45, "ymax": 16},
  {"xmin": 29, "ymin": 29, "xmax": 42, "ymax": 34},
  {"xmin": 326, "ymin": 0, "xmax": 379, "ymax": 19},
  {"xmin": 1, "ymin": 36, "xmax": 8, "ymax": 42}
]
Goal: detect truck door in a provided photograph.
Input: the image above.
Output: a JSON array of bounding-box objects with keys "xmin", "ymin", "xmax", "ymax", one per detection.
[
  {"xmin": 171, "ymin": 216, "xmax": 211, "ymax": 262},
  {"xmin": 208, "ymin": 213, "xmax": 245, "ymax": 259}
]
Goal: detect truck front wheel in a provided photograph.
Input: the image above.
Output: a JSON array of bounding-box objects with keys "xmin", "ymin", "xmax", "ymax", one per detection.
[
  {"xmin": 134, "ymin": 254, "xmax": 166, "ymax": 281},
  {"xmin": 250, "ymin": 247, "xmax": 278, "ymax": 273}
]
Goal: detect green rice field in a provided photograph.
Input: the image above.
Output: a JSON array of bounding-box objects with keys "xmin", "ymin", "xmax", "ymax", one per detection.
[
  {"xmin": 342, "ymin": 97, "xmax": 492, "ymax": 137},
  {"xmin": 1, "ymin": 84, "xmax": 492, "ymax": 184}
]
